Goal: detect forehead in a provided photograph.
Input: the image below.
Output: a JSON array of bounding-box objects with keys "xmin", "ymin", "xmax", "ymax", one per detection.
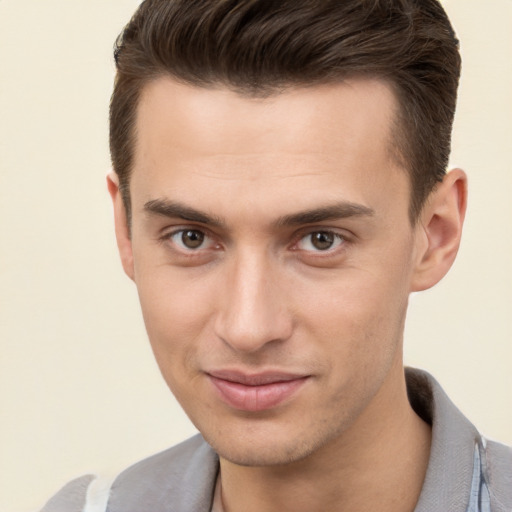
[
  {"xmin": 131, "ymin": 77, "xmax": 409, "ymax": 224},
  {"xmin": 135, "ymin": 76, "xmax": 398, "ymax": 159}
]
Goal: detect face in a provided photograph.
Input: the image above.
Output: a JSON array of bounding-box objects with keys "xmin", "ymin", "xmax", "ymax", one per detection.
[{"xmin": 117, "ymin": 77, "xmax": 425, "ymax": 466}]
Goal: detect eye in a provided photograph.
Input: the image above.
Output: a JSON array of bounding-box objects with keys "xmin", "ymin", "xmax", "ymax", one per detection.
[
  {"xmin": 168, "ymin": 229, "xmax": 212, "ymax": 250},
  {"xmin": 296, "ymin": 231, "xmax": 344, "ymax": 252}
]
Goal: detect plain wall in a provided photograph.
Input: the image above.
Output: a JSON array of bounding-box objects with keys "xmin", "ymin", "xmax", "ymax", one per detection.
[{"xmin": 1, "ymin": 1, "xmax": 511, "ymax": 511}]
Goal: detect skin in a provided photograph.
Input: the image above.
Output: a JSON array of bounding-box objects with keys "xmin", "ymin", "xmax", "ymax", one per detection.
[{"xmin": 108, "ymin": 77, "xmax": 467, "ymax": 511}]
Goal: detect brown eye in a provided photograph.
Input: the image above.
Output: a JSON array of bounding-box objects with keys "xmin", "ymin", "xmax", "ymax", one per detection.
[
  {"xmin": 167, "ymin": 229, "xmax": 210, "ymax": 251},
  {"xmin": 311, "ymin": 232, "xmax": 334, "ymax": 250},
  {"xmin": 181, "ymin": 230, "xmax": 205, "ymax": 249},
  {"xmin": 297, "ymin": 231, "xmax": 343, "ymax": 252},
  {"xmin": 164, "ymin": 228, "xmax": 219, "ymax": 259}
]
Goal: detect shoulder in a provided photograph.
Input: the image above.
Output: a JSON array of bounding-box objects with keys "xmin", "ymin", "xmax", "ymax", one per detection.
[
  {"xmin": 108, "ymin": 433, "xmax": 219, "ymax": 512},
  {"xmin": 40, "ymin": 474, "xmax": 95, "ymax": 512},
  {"xmin": 40, "ymin": 434, "xmax": 219, "ymax": 512},
  {"xmin": 406, "ymin": 367, "xmax": 512, "ymax": 511},
  {"xmin": 484, "ymin": 438, "xmax": 512, "ymax": 511},
  {"xmin": 112, "ymin": 432, "xmax": 217, "ymax": 485}
]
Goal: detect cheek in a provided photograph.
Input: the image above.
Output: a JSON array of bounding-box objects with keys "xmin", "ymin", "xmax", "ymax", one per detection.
[
  {"xmin": 298, "ymin": 275, "xmax": 409, "ymax": 419},
  {"xmin": 136, "ymin": 282, "xmax": 211, "ymax": 411},
  {"xmin": 299, "ymin": 269, "xmax": 405, "ymax": 324},
  {"xmin": 296, "ymin": 264, "xmax": 410, "ymax": 362},
  {"xmin": 134, "ymin": 265, "xmax": 217, "ymax": 376}
]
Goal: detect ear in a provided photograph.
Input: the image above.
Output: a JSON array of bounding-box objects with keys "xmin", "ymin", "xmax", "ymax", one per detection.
[
  {"xmin": 107, "ymin": 172, "xmax": 135, "ymax": 281},
  {"xmin": 410, "ymin": 168, "xmax": 468, "ymax": 292}
]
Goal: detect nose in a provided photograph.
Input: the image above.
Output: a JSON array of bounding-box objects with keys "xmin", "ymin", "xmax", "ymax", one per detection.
[{"xmin": 214, "ymin": 251, "xmax": 293, "ymax": 353}]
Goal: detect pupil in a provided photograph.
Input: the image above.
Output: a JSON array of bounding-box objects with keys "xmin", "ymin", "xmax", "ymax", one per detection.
[
  {"xmin": 182, "ymin": 230, "xmax": 204, "ymax": 249},
  {"xmin": 312, "ymin": 232, "xmax": 334, "ymax": 250}
]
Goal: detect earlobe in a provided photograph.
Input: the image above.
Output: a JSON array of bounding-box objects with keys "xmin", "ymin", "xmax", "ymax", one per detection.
[
  {"xmin": 107, "ymin": 172, "xmax": 135, "ymax": 281},
  {"xmin": 410, "ymin": 168, "xmax": 468, "ymax": 292}
]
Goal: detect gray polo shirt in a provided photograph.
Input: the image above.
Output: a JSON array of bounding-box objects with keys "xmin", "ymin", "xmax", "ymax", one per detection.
[{"xmin": 41, "ymin": 368, "xmax": 512, "ymax": 512}]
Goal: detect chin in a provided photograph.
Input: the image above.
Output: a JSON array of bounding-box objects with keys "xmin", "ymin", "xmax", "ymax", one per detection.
[
  {"xmin": 214, "ymin": 440, "xmax": 318, "ymax": 467},
  {"xmin": 201, "ymin": 420, "xmax": 340, "ymax": 468}
]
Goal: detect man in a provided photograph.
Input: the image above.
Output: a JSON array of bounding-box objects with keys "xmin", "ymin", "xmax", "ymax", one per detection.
[{"xmin": 41, "ymin": 1, "xmax": 511, "ymax": 511}]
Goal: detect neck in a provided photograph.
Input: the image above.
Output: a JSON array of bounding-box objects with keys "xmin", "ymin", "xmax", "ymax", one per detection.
[{"xmin": 218, "ymin": 363, "xmax": 431, "ymax": 512}]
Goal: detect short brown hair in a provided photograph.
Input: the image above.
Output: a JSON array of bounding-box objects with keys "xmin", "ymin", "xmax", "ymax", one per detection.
[{"xmin": 110, "ymin": 0, "xmax": 461, "ymax": 222}]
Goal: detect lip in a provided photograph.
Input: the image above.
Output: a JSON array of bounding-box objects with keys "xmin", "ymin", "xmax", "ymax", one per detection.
[{"xmin": 207, "ymin": 370, "xmax": 309, "ymax": 412}]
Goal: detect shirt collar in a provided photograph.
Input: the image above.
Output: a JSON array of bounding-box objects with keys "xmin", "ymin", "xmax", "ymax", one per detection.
[{"xmin": 406, "ymin": 368, "xmax": 482, "ymax": 512}]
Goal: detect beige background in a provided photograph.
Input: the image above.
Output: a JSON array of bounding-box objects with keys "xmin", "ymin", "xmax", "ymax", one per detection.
[{"xmin": 1, "ymin": 1, "xmax": 511, "ymax": 511}]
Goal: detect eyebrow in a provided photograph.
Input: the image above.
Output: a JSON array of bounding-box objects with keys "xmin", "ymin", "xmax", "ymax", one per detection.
[
  {"xmin": 144, "ymin": 199, "xmax": 225, "ymax": 228},
  {"xmin": 143, "ymin": 198, "xmax": 375, "ymax": 228},
  {"xmin": 274, "ymin": 202, "xmax": 375, "ymax": 227}
]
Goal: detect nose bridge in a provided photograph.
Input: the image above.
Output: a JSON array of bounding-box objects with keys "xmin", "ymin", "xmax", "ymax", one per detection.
[{"xmin": 214, "ymin": 246, "xmax": 292, "ymax": 353}]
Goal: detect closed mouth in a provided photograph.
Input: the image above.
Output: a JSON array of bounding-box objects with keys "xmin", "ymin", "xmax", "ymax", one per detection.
[{"xmin": 207, "ymin": 370, "xmax": 310, "ymax": 411}]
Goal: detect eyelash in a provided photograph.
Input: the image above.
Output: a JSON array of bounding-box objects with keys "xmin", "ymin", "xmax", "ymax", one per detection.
[
  {"xmin": 292, "ymin": 230, "xmax": 346, "ymax": 253},
  {"xmin": 159, "ymin": 228, "xmax": 219, "ymax": 253},
  {"xmin": 160, "ymin": 226, "xmax": 349, "ymax": 256}
]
